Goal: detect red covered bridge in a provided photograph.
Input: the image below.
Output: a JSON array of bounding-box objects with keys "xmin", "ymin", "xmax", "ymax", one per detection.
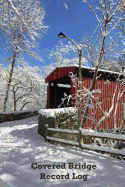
[{"xmin": 45, "ymin": 65, "xmax": 125, "ymax": 130}]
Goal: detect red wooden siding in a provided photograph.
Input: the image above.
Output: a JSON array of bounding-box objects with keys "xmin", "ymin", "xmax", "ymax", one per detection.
[
  {"xmin": 70, "ymin": 78, "xmax": 124, "ymax": 130},
  {"xmin": 77, "ymin": 79, "xmax": 124, "ymax": 130},
  {"xmin": 45, "ymin": 67, "xmax": 75, "ymax": 83}
]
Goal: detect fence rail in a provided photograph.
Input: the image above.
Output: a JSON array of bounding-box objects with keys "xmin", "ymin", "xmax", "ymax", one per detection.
[
  {"xmin": 47, "ymin": 127, "xmax": 79, "ymax": 134},
  {"xmin": 44, "ymin": 124, "xmax": 125, "ymax": 158},
  {"xmin": 46, "ymin": 136, "xmax": 79, "ymax": 146}
]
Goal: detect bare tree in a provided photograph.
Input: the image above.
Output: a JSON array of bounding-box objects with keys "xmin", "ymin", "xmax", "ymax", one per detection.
[
  {"xmin": 11, "ymin": 64, "xmax": 47, "ymax": 111},
  {"xmin": 0, "ymin": 0, "xmax": 49, "ymax": 112},
  {"xmin": 81, "ymin": 0, "xmax": 124, "ymax": 129},
  {"xmin": 0, "ymin": 62, "xmax": 47, "ymax": 112}
]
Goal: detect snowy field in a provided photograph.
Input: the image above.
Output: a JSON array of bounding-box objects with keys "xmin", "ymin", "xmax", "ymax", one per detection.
[{"xmin": 0, "ymin": 116, "xmax": 125, "ymax": 187}]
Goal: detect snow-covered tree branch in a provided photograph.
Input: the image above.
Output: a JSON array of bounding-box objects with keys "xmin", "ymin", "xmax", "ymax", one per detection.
[{"xmin": 0, "ymin": 0, "xmax": 49, "ymax": 112}]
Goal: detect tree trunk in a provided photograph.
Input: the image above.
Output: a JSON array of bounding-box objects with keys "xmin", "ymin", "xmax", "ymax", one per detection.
[
  {"xmin": 14, "ymin": 90, "xmax": 16, "ymax": 111},
  {"xmin": 81, "ymin": 34, "xmax": 106, "ymax": 128},
  {"xmin": 3, "ymin": 32, "xmax": 22, "ymax": 112},
  {"xmin": 3, "ymin": 53, "xmax": 16, "ymax": 112}
]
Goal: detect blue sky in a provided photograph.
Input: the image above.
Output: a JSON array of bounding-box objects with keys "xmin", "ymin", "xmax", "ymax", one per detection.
[
  {"xmin": 40, "ymin": 0, "xmax": 97, "ymax": 69},
  {"xmin": 0, "ymin": 0, "xmax": 98, "ymax": 71},
  {"xmin": 0, "ymin": 0, "xmax": 121, "ymax": 72}
]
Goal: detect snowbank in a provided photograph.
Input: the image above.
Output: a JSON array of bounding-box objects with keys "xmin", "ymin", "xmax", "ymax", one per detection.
[
  {"xmin": 0, "ymin": 109, "xmax": 39, "ymax": 123},
  {"xmin": 1, "ymin": 108, "xmax": 40, "ymax": 114}
]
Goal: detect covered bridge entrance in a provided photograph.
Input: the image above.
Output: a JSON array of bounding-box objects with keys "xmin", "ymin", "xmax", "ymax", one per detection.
[
  {"xmin": 45, "ymin": 66, "xmax": 76, "ymax": 108},
  {"xmin": 45, "ymin": 65, "xmax": 124, "ymax": 130}
]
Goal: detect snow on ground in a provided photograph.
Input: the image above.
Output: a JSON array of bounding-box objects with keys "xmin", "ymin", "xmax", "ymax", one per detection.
[{"xmin": 0, "ymin": 117, "xmax": 125, "ymax": 187}]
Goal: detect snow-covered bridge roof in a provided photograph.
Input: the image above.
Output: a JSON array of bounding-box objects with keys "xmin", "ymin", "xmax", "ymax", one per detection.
[{"xmin": 45, "ymin": 65, "xmax": 124, "ymax": 83}]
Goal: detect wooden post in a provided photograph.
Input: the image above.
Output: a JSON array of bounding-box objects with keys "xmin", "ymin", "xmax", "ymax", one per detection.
[
  {"xmin": 78, "ymin": 128, "xmax": 82, "ymax": 149},
  {"xmin": 44, "ymin": 124, "xmax": 49, "ymax": 142}
]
